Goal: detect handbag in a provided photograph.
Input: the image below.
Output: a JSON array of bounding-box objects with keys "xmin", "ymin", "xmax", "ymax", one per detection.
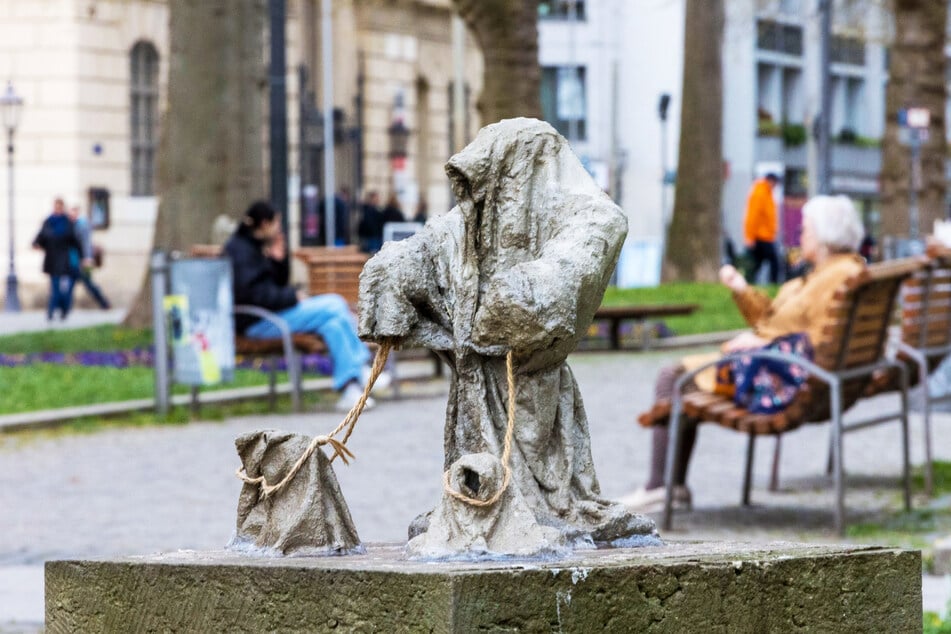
[{"xmin": 714, "ymin": 332, "xmax": 814, "ymax": 414}]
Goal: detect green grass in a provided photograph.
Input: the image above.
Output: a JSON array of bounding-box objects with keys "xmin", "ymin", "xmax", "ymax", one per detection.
[
  {"xmin": 0, "ymin": 324, "xmax": 153, "ymax": 354},
  {"xmin": 846, "ymin": 462, "xmax": 951, "ymax": 572},
  {"xmin": 0, "ymin": 283, "xmax": 765, "ymax": 416},
  {"xmin": 925, "ymin": 611, "xmax": 951, "ymax": 634},
  {"xmin": 0, "ymin": 325, "xmax": 294, "ymax": 415},
  {"xmin": 0, "ymin": 364, "xmax": 282, "ymax": 414},
  {"xmin": 602, "ymin": 282, "xmax": 774, "ymax": 336}
]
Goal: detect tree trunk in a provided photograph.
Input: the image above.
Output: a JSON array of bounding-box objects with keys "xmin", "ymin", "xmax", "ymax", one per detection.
[
  {"xmin": 662, "ymin": 0, "xmax": 724, "ymax": 282},
  {"xmin": 880, "ymin": 0, "xmax": 947, "ymax": 239},
  {"xmin": 124, "ymin": 0, "xmax": 268, "ymax": 328},
  {"xmin": 450, "ymin": 0, "xmax": 541, "ymax": 123}
]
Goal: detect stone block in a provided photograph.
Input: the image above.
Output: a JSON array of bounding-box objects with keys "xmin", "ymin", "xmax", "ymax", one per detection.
[{"xmin": 46, "ymin": 542, "xmax": 921, "ymax": 633}]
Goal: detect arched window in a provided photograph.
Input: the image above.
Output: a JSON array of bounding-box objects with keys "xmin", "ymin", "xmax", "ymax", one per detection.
[{"xmin": 130, "ymin": 41, "xmax": 159, "ymax": 196}]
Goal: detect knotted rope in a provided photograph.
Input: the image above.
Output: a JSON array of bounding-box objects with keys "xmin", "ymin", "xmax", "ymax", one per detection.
[
  {"xmin": 235, "ymin": 340, "xmax": 393, "ymax": 498},
  {"xmin": 441, "ymin": 350, "xmax": 516, "ymax": 507}
]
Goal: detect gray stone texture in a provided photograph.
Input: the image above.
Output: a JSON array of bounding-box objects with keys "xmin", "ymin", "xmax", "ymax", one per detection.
[
  {"xmin": 358, "ymin": 118, "xmax": 654, "ymax": 553},
  {"xmin": 232, "ymin": 430, "xmax": 361, "ymax": 556},
  {"xmin": 45, "ymin": 542, "xmax": 921, "ymax": 633}
]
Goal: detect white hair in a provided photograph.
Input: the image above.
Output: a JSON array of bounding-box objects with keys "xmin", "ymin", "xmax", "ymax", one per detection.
[{"xmin": 801, "ymin": 195, "xmax": 864, "ymax": 252}]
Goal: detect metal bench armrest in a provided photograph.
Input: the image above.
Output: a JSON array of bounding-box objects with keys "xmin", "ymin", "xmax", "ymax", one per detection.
[{"xmin": 233, "ymin": 305, "xmax": 293, "ymax": 342}]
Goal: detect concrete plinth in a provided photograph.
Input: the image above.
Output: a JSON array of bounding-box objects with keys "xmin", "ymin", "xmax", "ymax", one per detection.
[{"xmin": 46, "ymin": 542, "xmax": 920, "ymax": 633}]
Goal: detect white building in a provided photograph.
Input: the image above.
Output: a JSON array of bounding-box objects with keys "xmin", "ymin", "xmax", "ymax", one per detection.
[
  {"xmin": 0, "ymin": 0, "xmax": 480, "ymax": 309},
  {"xmin": 539, "ymin": 0, "xmax": 939, "ymax": 271}
]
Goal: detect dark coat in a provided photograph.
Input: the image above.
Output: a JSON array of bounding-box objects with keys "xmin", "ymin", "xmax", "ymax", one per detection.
[
  {"xmin": 224, "ymin": 227, "xmax": 298, "ymax": 333},
  {"xmin": 33, "ymin": 214, "xmax": 79, "ymax": 276},
  {"xmin": 357, "ymin": 203, "xmax": 383, "ymax": 241}
]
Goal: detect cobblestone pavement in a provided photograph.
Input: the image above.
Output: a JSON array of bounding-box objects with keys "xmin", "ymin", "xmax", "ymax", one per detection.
[{"xmin": 2, "ymin": 349, "xmax": 949, "ymax": 630}]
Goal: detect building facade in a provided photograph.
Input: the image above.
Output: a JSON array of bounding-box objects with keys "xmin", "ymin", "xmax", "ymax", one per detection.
[
  {"xmin": 539, "ymin": 0, "xmax": 948, "ymax": 276},
  {"xmin": 0, "ymin": 0, "xmax": 481, "ymax": 308}
]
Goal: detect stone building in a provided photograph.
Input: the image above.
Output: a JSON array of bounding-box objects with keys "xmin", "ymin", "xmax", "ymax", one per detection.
[{"xmin": 0, "ymin": 0, "xmax": 482, "ymax": 308}]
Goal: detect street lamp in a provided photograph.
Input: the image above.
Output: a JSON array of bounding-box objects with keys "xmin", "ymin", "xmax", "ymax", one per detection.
[{"xmin": 1, "ymin": 81, "xmax": 23, "ymax": 312}]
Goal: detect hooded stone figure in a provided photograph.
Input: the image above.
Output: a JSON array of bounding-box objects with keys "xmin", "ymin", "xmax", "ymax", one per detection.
[{"xmin": 359, "ymin": 118, "xmax": 656, "ymax": 550}]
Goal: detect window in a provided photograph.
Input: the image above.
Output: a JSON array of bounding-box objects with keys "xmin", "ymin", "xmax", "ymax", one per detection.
[
  {"xmin": 538, "ymin": 0, "xmax": 585, "ymax": 20},
  {"xmin": 540, "ymin": 66, "xmax": 586, "ymax": 141},
  {"xmin": 756, "ymin": 19, "xmax": 803, "ymax": 56},
  {"xmin": 130, "ymin": 41, "xmax": 159, "ymax": 196},
  {"xmin": 832, "ymin": 75, "xmax": 865, "ymax": 137},
  {"xmin": 831, "ymin": 35, "xmax": 865, "ymax": 66}
]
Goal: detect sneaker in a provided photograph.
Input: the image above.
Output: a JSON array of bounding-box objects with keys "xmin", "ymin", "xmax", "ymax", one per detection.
[
  {"xmin": 616, "ymin": 485, "xmax": 692, "ymax": 514},
  {"xmin": 335, "ymin": 381, "xmax": 376, "ymax": 413},
  {"xmin": 361, "ymin": 365, "xmax": 392, "ymax": 394}
]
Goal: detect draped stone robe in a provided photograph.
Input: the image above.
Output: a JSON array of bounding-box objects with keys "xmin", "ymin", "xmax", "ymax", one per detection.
[{"xmin": 359, "ymin": 119, "xmax": 655, "ymax": 544}]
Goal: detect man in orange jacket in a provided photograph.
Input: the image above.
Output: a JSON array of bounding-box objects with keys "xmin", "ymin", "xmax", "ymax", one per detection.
[{"xmin": 743, "ymin": 173, "xmax": 780, "ymax": 283}]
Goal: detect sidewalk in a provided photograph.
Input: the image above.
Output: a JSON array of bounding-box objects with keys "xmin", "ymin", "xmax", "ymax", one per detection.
[{"xmin": 0, "ymin": 308, "xmax": 125, "ymax": 335}]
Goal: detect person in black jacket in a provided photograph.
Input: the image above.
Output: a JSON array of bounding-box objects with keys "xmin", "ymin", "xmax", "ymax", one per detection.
[
  {"xmin": 32, "ymin": 197, "xmax": 81, "ymax": 321},
  {"xmin": 356, "ymin": 191, "xmax": 384, "ymax": 253},
  {"xmin": 224, "ymin": 201, "xmax": 390, "ymax": 411}
]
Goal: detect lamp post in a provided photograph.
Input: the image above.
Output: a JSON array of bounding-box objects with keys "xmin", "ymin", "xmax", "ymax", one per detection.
[{"xmin": 1, "ymin": 81, "xmax": 23, "ymax": 312}]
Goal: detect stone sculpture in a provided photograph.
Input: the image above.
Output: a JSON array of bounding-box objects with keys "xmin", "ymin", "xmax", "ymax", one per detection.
[
  {"xmin": 359, "ymin": 118, "xmax": 658, "ymax": 557},
  {"xmin": 230, "ymin": 430, "xmax": 362, "ymax": 556}
]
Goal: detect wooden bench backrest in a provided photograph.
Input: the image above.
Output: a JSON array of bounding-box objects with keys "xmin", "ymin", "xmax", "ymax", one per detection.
[
  {"xmin": 900, "ymin": 254, "xmax": 951, "ymax": 351},
  {"xmin": 793, "ymin": 258, "xmax": 921, "ymax": 422},
  {"xmin": 190, "ymin": 243, "xmax": 369, "ymax": 306},
  {"xmin": 296, "ymin": 248, "xmax": 368, "ymax": 305}
]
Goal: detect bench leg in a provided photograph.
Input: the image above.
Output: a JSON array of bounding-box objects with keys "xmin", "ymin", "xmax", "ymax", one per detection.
[
  {"xmin": 742, "ymin": 433, "xmax": 755, "ymax": 506},
  {"xmin": 190, "ymin": 385, "xmax": 200, "ymax": 417},
  {"xmin": 769, "ymin": 435, "xmax": 782, "ymax": 492},
  {"xmin": 610, "ymin": 318, "xmax": 622, "ymax": 350},
  {"xmin": 288, "ymin": 352, "xmax": 302, "ymax": 413},
  {"xmin": 267, "ymin": 361, "xmax": 278, "ymax": 411}
]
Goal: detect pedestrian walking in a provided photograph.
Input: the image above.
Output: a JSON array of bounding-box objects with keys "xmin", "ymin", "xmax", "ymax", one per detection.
[
  {"xmin": 32, "ymin": 197, "xmax": 81, "ymax": 321},
  {"xmin": 743, "ymin": 173, "xmax": 781, "ymax": 284},
  {"xmin": 67, "ymin": 205, "xmax": 110, "ymax": 309}
]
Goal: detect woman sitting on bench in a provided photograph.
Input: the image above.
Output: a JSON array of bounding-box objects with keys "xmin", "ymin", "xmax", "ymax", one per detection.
[
  {"xmin": 225, "ymin": 201, "xmax": 389, "ymax": 412},
  {"xmin": 619, "ymin": 195, "xmax": 866, "ymax": 513}
]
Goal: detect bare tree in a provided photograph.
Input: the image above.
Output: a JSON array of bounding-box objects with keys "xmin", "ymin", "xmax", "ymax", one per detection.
[
  {"xmin": 880, "ymin": 0, "xmax": 947, "ymax": 238},
  {"xmin": 450, "ymin": 0, "xmax": 542, "ymax": 122},
  {"xmin": 125, "ymin": 0, "xmax": 268, "ymax": 327},
  {"xmin": 663, "ymin": 0, "xmax": 724, "ymax": 282}
]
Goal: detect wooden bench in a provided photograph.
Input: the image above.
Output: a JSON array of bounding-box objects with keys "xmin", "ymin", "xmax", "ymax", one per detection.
[
  {"xmin": 593, "ymin": 304, "xmax": 700, "ymax": 350},
  {"xmin": 190, "ymin": 244, "xmax": 441, "ymax": 401},
  {"xmin": 640, "ymin": 258, "xmax": 922, "ymax": 534},
  {"xmin": 294, "ymin": 246, "xmax": 368, "ymax": 306},
  {"xmin": 865, "ymin": 246, "xmax": 951, "ymax": 495}
]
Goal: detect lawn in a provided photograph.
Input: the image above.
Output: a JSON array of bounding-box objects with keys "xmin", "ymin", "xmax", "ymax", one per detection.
[
  {"xmin": 0, "ymin": 283, "xmax": 765, "ymax": 415},
  {"xmin": 0, "ymin": 324, "xmax": 289, "ymax": 415},
  {"xmin": 602, "ymin": 282, "xmax": 774, "ymax": 336}
]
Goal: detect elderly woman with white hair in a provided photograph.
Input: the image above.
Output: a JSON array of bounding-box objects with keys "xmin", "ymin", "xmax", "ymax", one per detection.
[{"xmin": 621, "ymin": 195, "xmax": 867, "ymax": 513}]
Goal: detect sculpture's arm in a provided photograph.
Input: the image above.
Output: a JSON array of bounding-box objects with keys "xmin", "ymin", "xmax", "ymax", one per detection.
[
  {"xmin": 472, "ymin": 198, "xmax": 627, "ymax": 352},
  {"xmin": 357, "ymin": 214, "xmax": 457, "ymax": 349}
]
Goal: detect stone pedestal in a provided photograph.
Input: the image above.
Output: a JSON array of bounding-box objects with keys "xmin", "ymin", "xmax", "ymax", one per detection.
[{"xmin": 46, "ymin": 542, "xmax": 920, "ymax": 632}]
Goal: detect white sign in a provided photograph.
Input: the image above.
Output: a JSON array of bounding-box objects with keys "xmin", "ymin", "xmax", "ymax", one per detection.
[
  {"xmin": 907, "ymin": 107, "xmax": 930, "ymax": 129},
  {"xmin": 616, "ymin": 239, "xmax": 662, "ymax": 288}
]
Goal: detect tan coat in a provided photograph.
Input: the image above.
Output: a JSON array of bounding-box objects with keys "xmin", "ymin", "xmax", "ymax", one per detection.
[{"xmin": 686, "ymin": 254, "xmax": 866, "ymax": 392}]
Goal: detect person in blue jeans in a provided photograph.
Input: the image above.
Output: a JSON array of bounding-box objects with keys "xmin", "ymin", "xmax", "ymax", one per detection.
[
  {"xmin": 32, "ymin": 197, "xmax": 81, "ymax": 320},
  {"xmin": 224, "ymin": 200, "xmax": 389, "ymax": 411},
  {"xmin": 67, "ymin": 205, "xmax": 111, "ymax": 309}
]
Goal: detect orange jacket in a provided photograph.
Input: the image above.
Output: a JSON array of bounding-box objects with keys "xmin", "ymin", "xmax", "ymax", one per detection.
[{"xmin": 743, "ymin": 178, "xmax": 778, "ymax": 244}]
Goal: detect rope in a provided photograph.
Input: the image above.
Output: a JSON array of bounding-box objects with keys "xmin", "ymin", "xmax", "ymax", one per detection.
[
  {"xmin": 235, "ymin": 340, "xmax": 393, "ymax": 498},
  {"xmin": 441, "ymin": 350, "xmax": 516, "ymax": 508}
]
